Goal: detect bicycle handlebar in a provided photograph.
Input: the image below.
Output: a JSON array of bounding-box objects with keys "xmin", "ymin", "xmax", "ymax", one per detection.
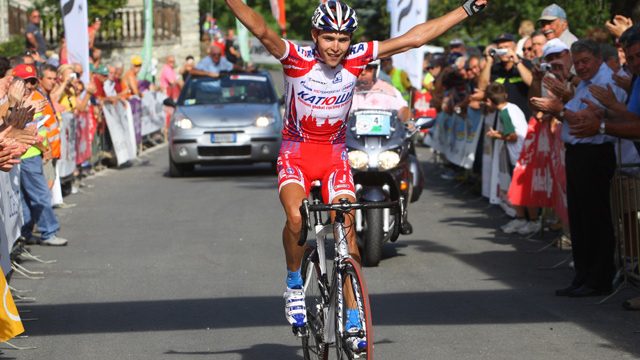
[{"xmin": 297, "ymin": 199, "xmax": 399, "ymax": 246}]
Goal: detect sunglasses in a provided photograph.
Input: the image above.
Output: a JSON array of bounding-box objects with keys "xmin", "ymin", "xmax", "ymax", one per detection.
[
  {"xmin": 524, "ymin": 47, "xmax": 533, "ymax": 51},
  {"xmin": 25, "ymin": 78, "xmax": 38, "ymax": 85}
]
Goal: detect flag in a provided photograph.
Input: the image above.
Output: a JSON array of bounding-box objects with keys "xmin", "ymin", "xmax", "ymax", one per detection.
[
  {"xmin": 60, "ymin": 0, "xmax": 90, "ymax": 84},
  {"xmin": 236, "ymin": 0, "xmax": 251, "ymax": 63},
  {"xmin": 388, "ymin": 0, "xmax": 429, "ymax": 89},
  {"xmin": 0, "ymin": 272, "xmax": 23, "ymax": 342},
  {"xmin": 139, "ymin": 0, "xmax": 154, "ymax": 82},
  {"xmin": 269, "ymin": 0, "xmax": 287, "ymax": 35}
]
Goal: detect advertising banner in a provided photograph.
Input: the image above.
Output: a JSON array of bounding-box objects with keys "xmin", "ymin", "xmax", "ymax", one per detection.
[
  {"xmin": 141, "ymin": 91, "xmax": 167, "ymax": 136},
  {"xmin": 60, "ymin": 0, "xmax": 90, "ymax": 84},
  {"xmin": 58, "ymin": 112, "xmax": 77, "ymax": 178},
  {"xmin": 103, "ymin": 102, "xmax": 137, "ymax": 165},
  {"xmin": 0, "ymin": 168, "xmax": 22, "ymax": 275},
  {"xmin": 388, "ymin": 0, "xmax": 428, "ymax": 89}
]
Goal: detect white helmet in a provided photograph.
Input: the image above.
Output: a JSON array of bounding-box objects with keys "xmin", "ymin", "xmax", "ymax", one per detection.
[{"xmin": 311, "ymin": 1, "xmax": 358, "ymax": 33}]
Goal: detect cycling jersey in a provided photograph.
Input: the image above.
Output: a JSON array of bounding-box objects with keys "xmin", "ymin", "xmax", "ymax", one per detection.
[{"xmin": 279, "ymin": 40, "xmax": 378, "ymax": 144}]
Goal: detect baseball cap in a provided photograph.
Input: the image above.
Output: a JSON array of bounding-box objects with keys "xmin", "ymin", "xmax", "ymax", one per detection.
[
  {"xmin": 538, "ymin": 4, "xmax": 567, "ymax": 22},
  {"xmin": 131, "ymin": 55, "xmax": 143, "ymax": 66},
  {"xmin": 493, "ymin": 33, "xmax": 515, "ymax": 43},
  {"xmin": 542, "ymin": 38, "xmax": 569, "ymax": 58},
  {"xmin": 13, "ymin": 64, "xmax": 37, "ymax": 80},
  {"xmin": 449, "ymin": 38, "xmax": 465, "ymax": 47}
]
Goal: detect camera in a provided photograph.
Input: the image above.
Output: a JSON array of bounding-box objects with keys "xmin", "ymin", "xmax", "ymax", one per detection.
[
  {"xmin": 69, "ymin": 73, "xmax": 77, "ymax": 79},
  {"xmin": 489, "ymin": 48, "xmax": 509, "ymax": 57},
  {"xmin": 540, "ymin": 63, "xmax": 552, "ymax": 72}
]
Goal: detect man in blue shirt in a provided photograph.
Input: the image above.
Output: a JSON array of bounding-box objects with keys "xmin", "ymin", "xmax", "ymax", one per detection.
[
  {"xmin": 531, "ymin": 39, "xmax": 627, "ymax": 297},
  {"xmin": 191, "ymin": 45, "xmax": 234, "ymax": 78}
]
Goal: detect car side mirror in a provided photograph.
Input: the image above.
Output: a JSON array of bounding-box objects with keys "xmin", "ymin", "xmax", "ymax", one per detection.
[{"xmin": 163, "ymin": 98, "xmax": 176, "ymax": 108}]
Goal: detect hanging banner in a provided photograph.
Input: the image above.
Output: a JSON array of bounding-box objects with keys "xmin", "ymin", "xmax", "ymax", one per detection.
[
  {"xmin": 75, "ymin": 111, "xmax": 93, "ymax": 165},
  {"xmin": 103, "ymin": 102, "xmax": 137, "ymax": 166},
  {"xmin": 139, "ymin": 0, "xmax": 154, "ymax": 82},
  {"xmin": 388, "ymin": 0, "xmax": 428, "ymax": 89},
  {"xmin": 424, "ymin": 109, "xmax": 483, "ymax": 170},
  {"xmin": 0, "ymin": 271, "xmax": 24, "ymax": 342},
  {"xmin": 507, "ymin": 118, "xmax": 554, "ymax": 208},
  {"xmin": 269, "ymin": 0, "xmax": 286, "ymax": 35},
  {"xmin": 129, "ymin": 96, "xmax": 143, "ymax": 145},
  {"xmin": 141, "ymin": 91, "xmax": 167, "ymax": 136},
  {"xmin": 0, "ymin": 168, "xmax": 22, "ymax": 276},
  {"xmin": 58, "ymin": 112, "xmax": 77, "ymax": 178},
  {"xmin": 60, "ymin": 0, "xmax": 90, "ymax": 84}
]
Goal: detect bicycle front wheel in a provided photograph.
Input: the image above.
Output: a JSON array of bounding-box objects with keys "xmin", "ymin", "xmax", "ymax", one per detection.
[
  {"xmin": 335, "ymin": 258, "xmax": 374, "ymax": 360},
  {"xmin": 301, "ymin": 245, "xmax": 329, "ymax": 360}
]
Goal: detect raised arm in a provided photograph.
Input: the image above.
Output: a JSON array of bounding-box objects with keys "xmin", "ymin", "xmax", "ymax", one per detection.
[
  {"xmin": 378, "ymin": 0, "xmax": 488, "ymax": 59},
  {"xmin": 226, "ymin": 0, "xmax": 286, "ymax": 59}
]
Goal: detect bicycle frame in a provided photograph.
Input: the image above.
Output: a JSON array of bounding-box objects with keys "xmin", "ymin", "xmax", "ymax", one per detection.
[{"xmin": 300, "ymin": 198, "xmax": 396, "ymax": 348}]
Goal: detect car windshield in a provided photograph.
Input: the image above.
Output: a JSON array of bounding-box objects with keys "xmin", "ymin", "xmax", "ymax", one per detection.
[{"xmin": 179, "ymin": 74, "xmax": 277, "ymax": 106}]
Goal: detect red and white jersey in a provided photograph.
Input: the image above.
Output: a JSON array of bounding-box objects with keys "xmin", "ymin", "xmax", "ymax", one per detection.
[{"xmin": 279, "ymin": 40, "xmax": 378, "ymax": 144}]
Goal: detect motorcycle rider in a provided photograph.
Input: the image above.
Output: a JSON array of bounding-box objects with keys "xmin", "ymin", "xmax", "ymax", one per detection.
[{"xmin": 352, "ymin": 60, "xmax": 411, "ymax": 123}]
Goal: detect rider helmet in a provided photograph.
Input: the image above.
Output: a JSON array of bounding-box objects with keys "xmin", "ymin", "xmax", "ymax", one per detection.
[
  {"xmin": 365, "ymin": 59, "xmax": 381, "ymax": 80},
  {"xmin": 311, "ymin": 1, "xmax": 359, "ymax": 34}
]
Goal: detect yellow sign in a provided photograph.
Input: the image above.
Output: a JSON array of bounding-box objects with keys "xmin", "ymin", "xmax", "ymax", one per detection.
[{"xmin": 0, "ymin": 273, "xmax": 24, "ymax": 342}]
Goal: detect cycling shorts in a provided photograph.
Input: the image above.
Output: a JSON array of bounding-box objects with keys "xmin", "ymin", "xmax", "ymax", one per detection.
[{"xmin": 277, "ymin": 141, "xmax": 355, "ymax": 202}]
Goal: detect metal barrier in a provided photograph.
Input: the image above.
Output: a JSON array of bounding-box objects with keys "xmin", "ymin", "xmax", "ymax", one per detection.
[{"xmin": 610, "ymin": 165, "xmax": 640, "ymax": 289}]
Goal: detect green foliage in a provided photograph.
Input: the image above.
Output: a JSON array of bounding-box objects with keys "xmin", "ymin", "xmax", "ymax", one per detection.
[
  {"xmin": 33, "ymin": 0, "xmax": 128, "ymax": 40},
  {"xmin": 0, "ymin": 36, "xmax": 27, "ymax": 58},
  {"xmin": 204, "ymin": 0, "xmax": 620, "ymax": 48},
  {"xmin": 429, "ymin": 0, "xmax": 612, "ymax": 48}
]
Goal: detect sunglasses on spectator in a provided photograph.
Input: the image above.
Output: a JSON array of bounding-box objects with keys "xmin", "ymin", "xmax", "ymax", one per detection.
[
  {"xmin": 524, "ymin": 47, "xmax": 533, "ymax": 51},
  {"xmin": 25, "ymin": 78, "xmax": 38, "ymax": 85}
]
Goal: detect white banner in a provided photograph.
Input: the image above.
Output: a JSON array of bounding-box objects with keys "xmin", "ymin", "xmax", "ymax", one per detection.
[
  {"xmin": 388, "ymin": 0, "xmax": 428, "ymax": 89},
  {"xmin": 58, "ymin": 112, "xmax": 77, "ymax": 178},
  {"xmin": 0, "ymin": 168, "xmax": 23, "ymax": 275},
  {"xmin": 141, "ymin": 91, "xmax": 167, "ymax": 136},
  {"xmin": 483, "ymin": 111, "xmax": 516, "ymax": 217},
  {"xmin": 103, "ymin": 102, "xmax": 137, "ymax": 166},
  {"xmin": 61, "ymin": 0, "xmax": 90, "ymax": 84}
]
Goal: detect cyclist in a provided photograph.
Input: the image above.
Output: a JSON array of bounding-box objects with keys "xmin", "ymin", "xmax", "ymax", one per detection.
[{"xmin": 225, "ymin": 0, "xmax": 489, "ymax": 350}]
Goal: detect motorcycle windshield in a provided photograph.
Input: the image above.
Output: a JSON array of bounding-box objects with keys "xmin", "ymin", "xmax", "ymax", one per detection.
[{"xmin": 350, "ymin": 90, "xmax": 402, "ymax": 136}]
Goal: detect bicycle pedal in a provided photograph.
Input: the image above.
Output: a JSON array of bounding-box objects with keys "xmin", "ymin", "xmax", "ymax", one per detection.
[{"xmin": 292, "ymin": 325, "xmax": 308, "ymax": 337}]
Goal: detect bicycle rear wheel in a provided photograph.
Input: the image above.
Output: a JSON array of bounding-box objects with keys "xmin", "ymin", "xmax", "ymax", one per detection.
[
  {"xmin": 301, "ymin": 245, "xmax": 329, "ymax": 360},
  {"xmin": 335, "ymin": 258, "xmax": 374, "ymax": 360}
]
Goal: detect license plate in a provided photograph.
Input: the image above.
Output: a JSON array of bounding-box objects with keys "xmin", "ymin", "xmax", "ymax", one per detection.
[{"xmin": 211, "ymin": 133, "xmax": 236, "ymax": 143}]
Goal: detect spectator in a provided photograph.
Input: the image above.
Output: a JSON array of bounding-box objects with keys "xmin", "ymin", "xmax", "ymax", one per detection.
[
  {"xmin": 123, "ymin": 56, "xmax": 142, "ymax": 97},
  {"xmin": 483, "ymin": 83, "xmax": 533, "ymax": 234},
  {"xmin": 479, "ymin": 33, "xmax": 533, "ymax": 119},
  {"xmin": 601, "ymin": 44, "xmax": 621, "ymax": 73},
  {"xmin": 90, "ymin": 48, "xmax": 103, "ymax": 70},
  {"xmin": 530, "ymin": 31, "xmax": 548, "ymax": 60},
  {"xmin": 160, "ymin": 55, "xmax": 180, "ymax": 101},
  {"xmin": 531, "ymin": 39, "xmax": 628, "ymax": 297},
  {"xmin": 88, "ymin": 18, "xmax": 101, "ymax": 50},
  {"xmin": 380, "ymin": 57, "xmax": 413, "ymax": 102},
  {"xmin": 13, "ymin": 64, "xmax": 68, "ymax": 246},
  {"xmin": 191, "ymin": 45, "xmax": 233, "ymax": 78},
  {"xmin": 516, "ymin": 20, "xmax": 535, "ymax": 57},
  {"xmin": 537, "ymin": 3, "xmax": 578, "ymax": 47},
  {"xmin": 225, "ymin": 29, "xmax": 240, "ymax": 64},
  {"xmin": 423, "ymin": 56, "xmax": 444, "ymax": 92},
  {"xmin": 522, "ymin": 37, "xmax": 535, "ymax": 61},
  {"xmin": 180, "ymin": 55, "xmax": 195, "ymax": 85},
  {"xmin": 449, "ymin": 38, "xmax": 466, "ymax": 56},
  {"xmin": 25, "ymin": 9, "xmax": 47, "ymax": 57}
]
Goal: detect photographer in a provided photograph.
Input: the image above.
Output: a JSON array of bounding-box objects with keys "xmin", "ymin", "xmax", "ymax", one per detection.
[{"xmin": 478, "ymin": 33, "xmax": 533, "ymax": 119}]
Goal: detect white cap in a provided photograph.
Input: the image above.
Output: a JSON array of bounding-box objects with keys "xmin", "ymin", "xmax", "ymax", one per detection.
[{"xmin": 543, "ymin": 38, "xmax": 569, "ymax": 59}]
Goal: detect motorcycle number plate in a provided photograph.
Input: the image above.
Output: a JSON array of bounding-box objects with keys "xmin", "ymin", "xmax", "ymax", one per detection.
[{"xmin": 355, "ymin": 114, "xmax": 391, "ymax": 136}]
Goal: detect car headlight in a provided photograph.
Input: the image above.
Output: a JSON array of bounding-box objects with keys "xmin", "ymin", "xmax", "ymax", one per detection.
[
  {"xmin": 348, "ymin": 150, "xmax": 369, "ymax": 170},
  {"xmin": 378, "ymin": 150, "xmax": 400, "ymax": 170},
  {"xmin": 174, "ymin": 117, "xmax": 193, "ymax": 129},
  {"xmin": 256, "ymin": 115, "xmax": 275, "ymax": 128}
]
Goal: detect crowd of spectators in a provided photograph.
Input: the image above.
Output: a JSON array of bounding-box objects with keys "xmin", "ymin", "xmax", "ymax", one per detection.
[{"xmin": 412, "ymin": 3, "xmax": 640, "ymax": 310}]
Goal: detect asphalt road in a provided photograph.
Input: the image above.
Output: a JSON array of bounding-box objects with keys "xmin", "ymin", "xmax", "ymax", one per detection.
[{"xmin": 5, "ymin": 142, "xmax": 639, "ymax": 360}]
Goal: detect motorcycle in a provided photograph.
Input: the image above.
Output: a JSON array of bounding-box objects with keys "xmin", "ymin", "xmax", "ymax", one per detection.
[{"xmin": 346, "ymin": 91, "xmax": 430, "ymax": 266}]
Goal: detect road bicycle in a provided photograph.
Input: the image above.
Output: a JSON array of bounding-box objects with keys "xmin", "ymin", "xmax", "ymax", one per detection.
[{"xmin": 297, "ymin": 194, "xmax": 397, "ymax": 360}]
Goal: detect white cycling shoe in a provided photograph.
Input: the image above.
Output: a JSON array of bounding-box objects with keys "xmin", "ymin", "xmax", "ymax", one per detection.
[{"xmin": 284, "ymin": 287, "xmax": 307, "ymax": 329}]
